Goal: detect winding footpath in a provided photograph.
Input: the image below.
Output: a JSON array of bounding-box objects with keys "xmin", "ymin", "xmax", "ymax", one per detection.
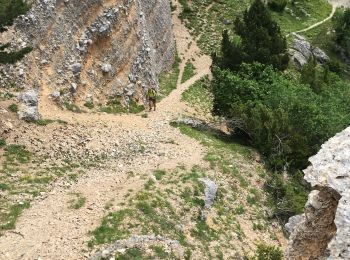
[
  {"xmin": 0, "ymin": 1, "xmax": 211, "ymax": 259},
  {"xmin": 288, "ymin": 0, "xmax": 350, "ymax": 37}
]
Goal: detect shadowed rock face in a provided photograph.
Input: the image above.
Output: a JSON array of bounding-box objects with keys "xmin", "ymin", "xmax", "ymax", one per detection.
[
  {"xmin": 286, "ymin": 127, "xmax": 350, "ymax": 259},
  {"xmin": 0, "ymin": 0, "xmax": 174, "ymax": 108}
]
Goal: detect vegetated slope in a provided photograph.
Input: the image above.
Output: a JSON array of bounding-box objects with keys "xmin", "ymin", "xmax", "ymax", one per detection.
[
  {"xmin": 178, "ymin": 0, "xmax": 332, "ymax": 53},
  {"xmin": 0, "ymin": 1, "xmax": 286, "ymax": 259}
]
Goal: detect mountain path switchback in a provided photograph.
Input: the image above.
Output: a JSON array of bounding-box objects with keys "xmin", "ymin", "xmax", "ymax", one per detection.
[{"xmin": 0, "ymin": 1, "xmax": 212, "ymax": 259}]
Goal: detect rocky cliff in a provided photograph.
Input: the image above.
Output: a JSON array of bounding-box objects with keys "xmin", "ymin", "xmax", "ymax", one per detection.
[
  {"xmin": 0, "ymin": 0, "xmax": 174, "ymax": 118},
  {"xmin": 286, "ymin": 127, "xmax": 350, "ymax": 259}
]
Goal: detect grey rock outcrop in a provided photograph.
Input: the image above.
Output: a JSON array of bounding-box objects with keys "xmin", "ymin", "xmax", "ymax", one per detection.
[
  {"xmin": 18, "ymin": 89, "xmax": 41, "ymax": 121},
  {"xmin": 0, "ymin": 0, "xmax": 174, "ymax": 111},
  {"xmin": 290, "ymin": 33, "xmax": 329, "ymax": 69},
  {"xmin": 200, "ymin": 179, "xmax": 217, "ymax": 209},
  {"xmin": 286, "ymin": 127, "xmax": 350, "ymax": 259},
  {"xmin": 90, "ymin": 235, "xmax": 184, "ymax": 260}
]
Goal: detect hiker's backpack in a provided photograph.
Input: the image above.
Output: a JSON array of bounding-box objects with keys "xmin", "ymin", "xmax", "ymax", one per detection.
[{"xmin": 148, "ymin": 88, "xmax": 156, "ymax": 98}]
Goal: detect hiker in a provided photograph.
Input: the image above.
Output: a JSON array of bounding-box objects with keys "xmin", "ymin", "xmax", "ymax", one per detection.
[{"xmin": 147, "ymin": 86, "xmax": 157, "ymax": 111}]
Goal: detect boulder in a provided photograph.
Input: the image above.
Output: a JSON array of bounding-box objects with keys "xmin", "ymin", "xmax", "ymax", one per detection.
[
  {"xmin": 312, "ymin": 47, "xmax": 329, "ymax": 64},
  {"xmin": 71, "ymin": 63, "xmax": 82, "ymax": 76},
  {"xmin": 290, "ymin": 34, "xmax": 329, "ymax": 69},
  {"xmin": 18, "ymin": 89, "xmax": 39, "ymax": 106},
  {"xmin": 18, "ymin": 104, "xmax": 41, "ymax": 121},
  {"xmin": 101, "ymin": 63, "xmax": 112, "ymax": 73},
  {"xmin": 18, "ymin": 89, "xmax": 41, "ymax": 121}
]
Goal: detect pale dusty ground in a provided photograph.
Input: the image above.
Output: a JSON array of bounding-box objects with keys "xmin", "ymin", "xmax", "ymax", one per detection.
[
  {"xmin": 0, "ymin": 1, "xmax": 212, "ymax": 259},
  {"xmin": 3, "ymin": 0, "xmax": 341, "ymax": 257}
]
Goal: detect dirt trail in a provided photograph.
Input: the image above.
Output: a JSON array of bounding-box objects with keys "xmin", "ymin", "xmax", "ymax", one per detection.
[
  {"xmin": 288, "ymin": 0, "xmax": 350, "ymax": 37},
  {"xmin": 0, "ymin": 1, "xmax": 212, "ymax": 260}
]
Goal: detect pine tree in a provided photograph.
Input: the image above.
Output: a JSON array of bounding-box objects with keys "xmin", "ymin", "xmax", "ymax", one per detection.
[
  {"xmin": 214, "ymin": 0, "xmax": 289, "ymax": 71},
  {"xmin": 234, "ymin": 0, "xmax": 289, "ymax": 70},
  {"xmin": 0, "ymin": 0, "xmax": 31, "ymax": 64}
]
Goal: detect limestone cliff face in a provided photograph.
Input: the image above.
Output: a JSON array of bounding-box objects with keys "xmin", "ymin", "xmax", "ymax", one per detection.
[
  {"xmin": 286, "ymin": 127, "xmax": 350, "ymax": 259},
  {"xmin": 0, "ymin": 0, "xmax": 174, "ymax": 109}
]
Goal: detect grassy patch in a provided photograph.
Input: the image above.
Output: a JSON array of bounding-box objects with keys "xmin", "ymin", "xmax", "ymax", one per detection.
[
  {"xmin": 178, "ymin": 0, "xmax": 332, "ymax": 54},
  {"xmin": 84, "ymin": 101, "xmax": 94, "ymax": 109},
  {"xmin": 64, "ymin": 102, "xmax": 82, "ymax": 113},
  {"xmin": 272, "ymin": 0, "xmax": 332, "ymax": 35},
  {"xmin": 35, "ymin": 119, "xmax": 55, "ymax": 126},
  {"xmin": 4, "ymin": 144, "xmax": 31, "ymax": 164},
  {"xmin": 158, "ymin": 52, "xmax": 181, "ymax": 101},
  {"xmin": 8, "ymin": 103, "xmax": 18, "ymax": 113},
  {"xmin": 154, "ymin": 170, "xmax": 166, "ymax": 180},
  {"xmin": 0, "ymin": 138, "xmax": 6, "ymax": 147},
  {"xmin": 68, "ymin": 193, "xmax": 87, "ymax": 209},
  {"xmin": 181, "ymin": 76, "xmax": 213, "ymax": 115},
  {"xmin": 0, "ymin": 202, "xmax": 30, "ymax": 232},
  {"xmin": 181, "ymin": 60, "xmax": 196, "ymax": 83},
  {"xmin": 101, "ymin": 100, "xmax": 144, "ymax": 114}
]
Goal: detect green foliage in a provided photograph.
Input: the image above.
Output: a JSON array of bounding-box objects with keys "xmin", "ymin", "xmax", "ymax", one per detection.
[
  {"xmin": 268, "ymin": 0, "xmax": 287, "ymax": 13},
  {"xmin": 211, "ymin": 63, "xmax": 350, "ymax": 171},
  {"xmin": 214, "ymin": 0, "xmax": 289, "ymax": 71},
  {"xmin": 0, "ymin": 138, "xmax": 5, "ymax": 147},
  {"xmin": 116, "ymin": 248, "xmax": 144, "ymax": 260},
  {"xmin": 0, "ymin": 202, "xmax": 30, "ymax": 231},
  {"xmin": 181, "ymin": 60, "xmax": 196, "ymax": 83},
  {"xmin": 334, "ymin": 8, "xmax": 350, "ymax": 58},
  {"xmin": 89, "ymin": 209, "xmax": 134, "ymax": 246},
  {"xmin": 36, "ymin": 119, "xmax": 54, "ymax": 126},
  {"xmin": 181, "ymin": 76, "xmax": 213, "ymax": 115},
  {"xmin": 101, "ymin": 99, "xmax": 144, "ymax": 114},
  {"xmin": 8, "ymin": 103, "xmax": 18, "ymax": 112},
  {"xmin": 154, "ymin": 169, "xmax": 166, "ymax": 180},
  {"xmin": 253, "ymin": 243, "xmax": 283, "ymax": 260},
  {"xmin": 68, "ymin": 193, "xmax": 86, "ymax": 209},
  {"xmin": 0, "ymin": 0, "xmax": 30, "ymax": 32},
  {"xmin": 265, "ymin": 172, "xmax": 308, "ymax": 222},
  {"xmin": 64, "ymin": 102, "xmax": 82, "ymax": 113},
  {"xmin": 4, "ymin": 144, "xmax": 31, "ymax": 164},
  {"xmin": 158, "ymin": 52, "xmax": 181, "ymax": 100},
  {"xmin": 84, "ymin": 101, "xmax": 94, "ymax": 109},
  {"xmin": 300, "ymin": 57, "xmax": 330, "ymax": 93},
  {"xmin": 0, "ymin": 46, "xmax": 32, "ymax": 64}
]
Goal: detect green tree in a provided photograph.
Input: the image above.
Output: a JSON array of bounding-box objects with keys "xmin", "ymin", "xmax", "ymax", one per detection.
[
  {"xmin": 234, "ymin": 0, "xmax": 289, "ymax": 70},
  {"xmin": 334, "ymin": 8, "xmax": 350, "ymax": 58},
  {"xmin": 213, "ymin": 0, "xmax": 289, "ymax": 71},
  {"xmin": 0, "ymin": 0, "xmax": 31, "ymax": 64},
  {"xmin": 267, "ymin": 0, "xmax": 288, "ymax": 13}
]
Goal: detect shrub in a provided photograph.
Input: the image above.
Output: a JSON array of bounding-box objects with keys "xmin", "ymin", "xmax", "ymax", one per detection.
[
  {"xmin": 8, "ymin": 103, "xmax": 18, "ymax": 113},
  {"xmin": 0, "ymin": 138, "xmax": 6, "ymax": 147},
  {"xmin": 265, "ymin": 172, "xmax": 308, "ymax": 222},
  {"xmin": 211, "ymin": 63, "xmax": 350, "ymax": 171},
  {"xmin": 268, "ymin": 0, "xmax": 288, "ymax": 12},
  {"xmin": 254, "ymin": 244, "xmax": 283, "ymax": 260}
]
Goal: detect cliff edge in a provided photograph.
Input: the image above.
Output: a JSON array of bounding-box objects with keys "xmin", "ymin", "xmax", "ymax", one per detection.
[
  {"xmin": 286, "ymin": 127, "xmax": 350, "ymax": 259},
  {"xmin": 0, "ymin": 0, "xmax": 174, "ymax": 116}
]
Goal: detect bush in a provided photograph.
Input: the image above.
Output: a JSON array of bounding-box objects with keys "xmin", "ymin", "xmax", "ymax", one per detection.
[
  {"xmin": 254, "ymin": 244, "xmax": 283, "ymax": 260},
  {"xmin": 8, "ymin": 103, "xmax": 18, "ymax": 113},
  {"xmin": 211, "ymin": 63, "xmax": 350, "ymax": 171},
  {"xmin": 334, "ymin": 8, "xmax": 350, "ymax": 58},
  {"xmin": 0, "ymin": 138, "xmax": 6, "ymax": 147},
  {"xmin": 268, "ymin": 0, "xmax": 288, "ymax": 12},
  {"xmin": 265, "ymin": 172, "xmax": 308, "ymax": 222}
]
